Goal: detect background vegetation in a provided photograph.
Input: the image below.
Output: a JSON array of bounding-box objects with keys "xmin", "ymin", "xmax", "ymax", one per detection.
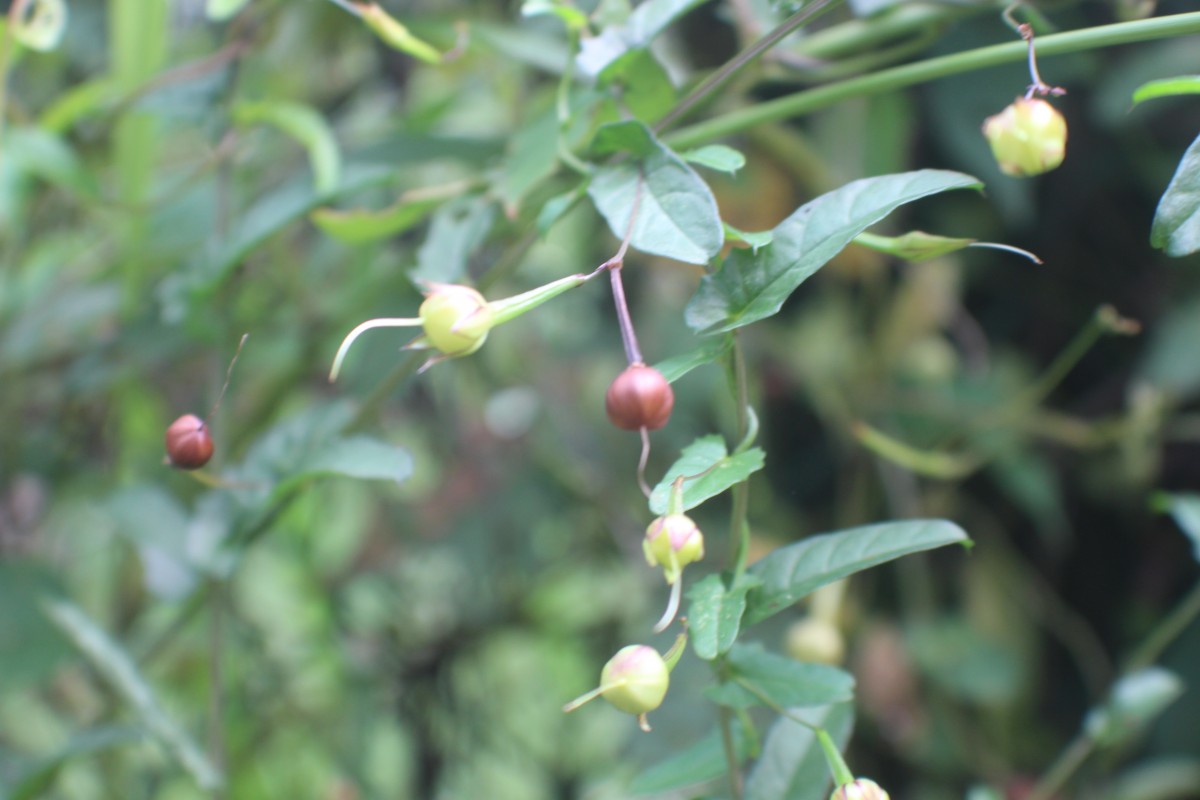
[{"xmin": 2, "ymin": 1, "xmax": 1200, "ymax": 798}]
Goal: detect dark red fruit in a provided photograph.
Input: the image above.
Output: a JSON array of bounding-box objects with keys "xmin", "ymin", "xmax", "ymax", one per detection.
[
  {"xmin": 605, "ymin": 364, "xmax": 674, "ymax": 431},
  {"xmin": 165, "ymin": 414, "xmax": 214, "ymax": 469}
]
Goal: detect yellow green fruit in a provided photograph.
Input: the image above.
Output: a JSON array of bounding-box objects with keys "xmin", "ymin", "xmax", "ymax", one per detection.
[{"xmin": 982, "ymin": 97, "xmax": 1067, "ymax": 177}]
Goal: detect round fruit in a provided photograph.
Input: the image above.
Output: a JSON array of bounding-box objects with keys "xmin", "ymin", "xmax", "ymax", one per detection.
[
  {"xmin": 419, "ymin": 285, "xmax": 494, "ymax": 356},
  {"xmin": 605, "ymin": 364, "xmax": 674, "ymax": 431},
  {"xmin": 165, "ymin": 414, "xmax": 214, "ymax": 470},
  {"xmin": 982, "ymin": 97, "xmax": 1067, "ymax": 177},
  {"xmin": 600, "ymin": 645, "xmax": 669, "ymax": 715}
]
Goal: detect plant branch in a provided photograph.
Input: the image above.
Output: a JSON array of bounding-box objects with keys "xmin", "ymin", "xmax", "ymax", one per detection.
[
  {"xmin": 665, "ymin": 11, "xmax": 1200, "ymax": 149},
  {"xmin": 1124, "ymin": 578, "xmax": 1200, "ymax": 673}
]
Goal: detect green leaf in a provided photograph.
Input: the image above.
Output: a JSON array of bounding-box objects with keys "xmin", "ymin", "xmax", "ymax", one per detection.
[
  {"xmin": 724, "ymin": 222, "xmax": 773, "ymax": 251},
  {"xmin": 688, "ymin": 574, "xmax": 758, "ymax": 660},
  {"xmin": 1132, "ymin": 75, "xmax": 1200, "ymax": 105},
  {"xmin": 287, "ymin": 435, "xmax": 415, "ymax": 487},
  {"xmin": 588, "ymin": 122, "xmax": 723, "ymax": 265},
  {"xmin": 1084, "ymin": 667, "xmax": 1184, "ymax": 749},
  {"xmin": 608, "ymin": 50, "xmax": 678, "ymax": 125},
  {"xmin": 206, "ymin": 0, "xmax": 252, "ymax": 21},
  {"xmin": 653, "ymin": 334, "xmax": 732, "ymax": 383},
  {"xmin": 744, "ymin": 519, "xmax": 970, "ymax": 625},
  {"xmin": 628, "ymin": 718, "xmax": 753, "ymax": 794},
  {"xmin": 311, "ymin": 186, "xmax": 457, "ymax": 245},
  {"xmin": 1155, "ymin": 492, "xmax": 1200, "ymax": 562},
  {"xmin": 648, "ymin": 434, "xmax": 765, "ymax": 515},
  {"xmin": 576, "ymin": 0, "xmax": 707, "ymax": 77},
  {"xmin": 12, "ymin": 0, "xmax": 67, "ymax": 51},
  {"xmin": 683, "ymin": 145, "xmax": 746, "ymax": 175},
  {"xmin": 2, "ymin": 127, "xmax": 98, "ymax": 199},
  {"xmin": 686, "ymin": 170, "xmax": 983, "ymax": 333},
  {"xmin": 412, "ymin": 196, "xmax": 497, "ymax": 284},
  {"xmin": 853, "ymin": 230, "xmax": 976, "ymax": 261},
  {"xmin": 744, "ymin": 702, "xmax": 854, "ymax": 800},
  {"xmin": 42, "ymin": 600, "xmax": 223, "ymax": 791},
  {"xmin": 520, "ymin": 0, "xmax": 589, "ymax": 31},
  {"xmin": 233, "ymin": 101, "xmax": 342, "ymax": 195},
  {"xmin": 358, "ymin": 3, "xmax": 443, "ymax": 65},
  {"xmin": 499, "ymin": 107, "xmax": 561, "ymax": 213},
  {"xmin": 109, "ymin": 486, "xmax": 200, "ymax": 600},
  {"xmin": 9, "ymin": 727, "xmax": 143, "ymax": 800},
  {"xmin": 591, "ymin": 119, "xmax": 658, "ymax": 158},
  {"xmin": 706, "ymin": 643, "xmax": 855, "ymax": 710},
  {"xmin": 1152, "ymin": 132, "xmax": 1200, "ymax": 256},
  {"xmin": 0, "ymin": 562, "xmax": 70, "ymax": 691}
]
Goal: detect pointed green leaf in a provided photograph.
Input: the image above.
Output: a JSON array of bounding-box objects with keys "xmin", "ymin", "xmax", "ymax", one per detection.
[
  {"xmin": 1085, "ymin": 667, "xmax": 1184, "ymax": 749},
  {"xmin": 1151, "ymin": 132, "xmax": 1200, "ymax": 256},
  {"xmin": 588, "ymin": 122, "xmax": 723, "ymax": 265},
  {"xmin": 686, "ymin": 170, "xmax": 982, "ymax": 333},
  {"xmin": 854, "ymin": 230, "xmax": 976, "ymax": 262},
  {"xmin": 706, "ymin": 643, "xmax": 855, "ymax": 710},
  {"xmin": 724, "ymin": 222, "xmax": 773, "ymax": 251},
  {"xmin": 233, "ymin": 101, "xmax": 342, "ymax": 194},
  {"xmin": 311, "ymin": 187, "xmax": 456, "ymax": 245},
  {"xmin": 628, "ymin": 718, "xmax": 753, "ymax": 794},
  {"xmin": 688, "ymin": 574, "xmax": 758, "ymax": 660},
  {"xmin": 1133, "ymin": 75, "xmax": 1200, "ymax": 105},
  {"xmin": 1155, "ymin": 492, "xmax": 1200, "ymax": 562},
  {"xmin": 648, "ymin": 434, "xmax": 765, "ymax": 515},
  {"xmin": 683, "ymin": 144, "xmax": 746, "ymax": 175},
  {"xmin": 42, "ymin": 600, "xmax": 222, "ymax": 790},
  {"xmin": 653, "ymin": 334, "xmax": 732, "ymax": 383},
  {"xmin": 744, "ymin": 519, "xmax": 970, "ymax": 625},
  {"xmin": 745, "ymin": 702, "xmax": 854, "ymax": 800}
]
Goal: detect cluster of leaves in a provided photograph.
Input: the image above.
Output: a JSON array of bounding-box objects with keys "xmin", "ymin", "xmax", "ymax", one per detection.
[{"xmin": 3, "ymin": 1, "xmax": 1200, "ymax": 799}]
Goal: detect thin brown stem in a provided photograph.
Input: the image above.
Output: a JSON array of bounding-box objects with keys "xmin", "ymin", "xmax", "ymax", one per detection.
[{"xmin": 606, "ymin": 172, "xmax": 646, "ymax": 365}]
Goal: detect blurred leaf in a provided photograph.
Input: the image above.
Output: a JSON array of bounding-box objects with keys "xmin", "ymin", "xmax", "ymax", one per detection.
[
  {"xmin": 109, "ymin": 486, "xmax": 200, "ymax": 601},
  {"xmin": 2, "ymin": 127, "xmax": 97, "ymax": 198},
  {"xmin": 1132, "ymin": 75, "xmax": 1200, "ymax": 105},
  {"xmin": 38, "ymin": 77, "xmax": 122, "ymax": 133},
  {"xmin": 412, "ymin": 196, "xmax": 497, "ymax": 284},
  {"xmin": 521, "ymin": 0, "xmax": 589, "ymax": 31},
  {"xmin": 683, "ymin": 145, "xmax": 746, "ymax": 175},
  {"xmin": 686, "ymin": 170, "xmax": 982, "ymax": 333},
  {"xmin": 311, "ymin": 185, "xmax": 459, "ymax": 245},
  {"xmin": 1136, "ymin": 292, "xmax": 1200, "ymax": 396},
  {"xmin": 628, "ymin": 718, "xmax": 752, "ymax": 794},
  {"xmin": 206, "ymin": 0, "xmax": 251, "ymax": 21},
  {"xmin": 234, "ymin": 101, "xmax": 342, "ymax": 194},
  {"xmin": 1154, "ymin": 492, "xmax": 1200, "ymax": 562},
  {"xmin": 1151, "ymin": 131, "xmax": 1200, "ymax": 256},
  {"xmin": 591, "ymin": 119, "xmax": 657, "ymax": 157},
  {"xmin": 1108, "ymin": 757, "xmax": 1200, "ymax": 800},
  {"xmin": 286, "ymin": 435, "xmax": 414, "ymax": 487},
  {"xmin": 744, "ymin": 520, "xmax": 970, "ymax": 625},
  {"xmin": 1085, "ymin": 667, "xmax": 1184, "ymax": 748},
  {"xmin": 906, "ymin": 618, "xmax": 1021, "ymax": 704},
  {"xmin": 0, "ymin": 562, "xmax": 70, "ymax": 690},
  {"xmin": 744, "ymin": 702, "xmax": 854, "ymax": 800},
  {"xmin": 499, "ymin": 107, "xmax": 561, "ymax": 214},
  {"xmin": 648, "ymin": 435, "xmax": 765, "ymax": 515},
  {"xmin": 42, "ymin": 600, "xmax": 223, "ymax": 790},
  {"xmin": 853, "ymin": 230, "xmax": 975, "ymax": 261},
  {"xmin": 608, "ymin": 50, "xmax": 677, "ymax": 124},
  {"xmin": 12, "ymin": 0, "xmax": 67, "ymax": 51},
  {"xmin": 653, "ymin": 334, "xmax": 732, "ymax": 383},
  {"xmin": 706, "ymin": 643, "xmax": 854, "ymax": 710},
  {"xmin": 853, "ymin": 421, "xmax": 979, "ymax": 479},
  {"xmin": 688, "ymin": 574, "xmax": 758, "ymax": 660},
  {"xmin": 576, "ymin": 0, "xmax": 706, "ymax": 77},
  {"xmin": 588, "ymin": 122, "xmax": 723, "ymax": 265},
  {"xmin": 8, "ymin": 727, "xmax": 143, "ymax": 800}
]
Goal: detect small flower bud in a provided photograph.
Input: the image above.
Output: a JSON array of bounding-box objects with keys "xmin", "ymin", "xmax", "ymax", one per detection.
[
  {"xmin": 605, "ymin": 364, "xmax": 674, "ymax": 431},
  {"xmin": 982, "ymin": 97, "xmax": 1067, "ymax": 177},
  {"xmin": 831, "ymin": 779, "xmax": 891, "ymax": 800},
  {"xmin": 644, "ymin": 514, "xmax": 705, "ymax": 573},
  {"xmin": 419, "ymin": 284, "xmax": 494, "ymax": 357},
  {"xmin": 600, "ymin": 645, "xmax": 669, "ymax": 716}
]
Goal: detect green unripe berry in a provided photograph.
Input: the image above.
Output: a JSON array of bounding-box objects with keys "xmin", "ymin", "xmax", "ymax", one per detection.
[
  {"xmin": 600, "ymin": 645, "xmax": 669, "ymax": 715},
  {"xmin": 419, "ymin": 284, "xmax": 494, "ymax": 356},
  {"xmin": 982, "ymin": 97, "xmax": 1067, "ymax": 177}
]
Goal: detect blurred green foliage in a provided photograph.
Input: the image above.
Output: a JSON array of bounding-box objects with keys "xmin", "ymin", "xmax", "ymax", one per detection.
[{"xmin": 2, "ymin": 1, "xmax": 1200, "ymax": 799}]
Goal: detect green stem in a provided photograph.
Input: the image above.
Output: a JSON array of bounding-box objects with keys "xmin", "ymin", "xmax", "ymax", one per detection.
[
  {"xmin": 665, "ymin": 11, "xmax": 1200, "ymax": 149},
  {"xmin": 1026, "ymin": 733, "xmax": 1094, "ymax": 800},
  {"xmin": 730, "ymin": 334, "xmax": 752, "ymax": 581},
  {"xmin": 653, "ymin": 0, "xmax": 843, "ymax": 135},
  {"xmin": 718, "ymin": 705, "xmax": 744, "ymax": 800},
  {"xmin": 1124, "ymin": 578, "xmax": 1200, "ymax": 673}
]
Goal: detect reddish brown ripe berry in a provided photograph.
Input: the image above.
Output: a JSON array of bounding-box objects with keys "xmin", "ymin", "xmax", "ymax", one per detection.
[
  {"xmin": 605, "ymin": 365, "xmax": 674, "ymax": 431},
  {"xmin": 165, "ymin": 414, "xmax": 214, "ymax": 470}
]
